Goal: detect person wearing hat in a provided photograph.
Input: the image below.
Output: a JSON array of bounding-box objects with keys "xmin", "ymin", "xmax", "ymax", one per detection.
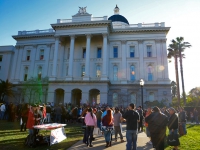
[
  {"xmin": 26, "ymin": 104, "xmax": 41, "ymax": 135},
  {"xmin": 168, "ymin": 107, "xmax": 179, "ymax": 150},
  {"xmin": 113, "ymin": 107, "xmax": 124, "ymax": 142}
]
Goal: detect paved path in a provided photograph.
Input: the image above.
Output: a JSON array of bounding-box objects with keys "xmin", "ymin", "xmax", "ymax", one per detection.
[{"xmin": 67, "ymin": 126, "xmax": 154, "ymax": 150}]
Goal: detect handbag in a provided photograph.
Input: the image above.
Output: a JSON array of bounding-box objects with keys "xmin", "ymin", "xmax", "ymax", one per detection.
[
  {"xmin": 93, "ymin": 127, "xmax": 100, "ymax": 135},
  {"xmin": 167, "ymin": 132, "xmax": 180, "ymax": 146}
]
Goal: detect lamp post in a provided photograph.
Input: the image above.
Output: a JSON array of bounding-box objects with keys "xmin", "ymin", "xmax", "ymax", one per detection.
[{"xmin": 140, "ymin": 79, "xmax": 144, "ymax": 109}]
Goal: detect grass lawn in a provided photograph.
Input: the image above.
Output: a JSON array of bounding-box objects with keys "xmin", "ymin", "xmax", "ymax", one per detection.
[
  {"xmin": 0, "ymin": 120, "xmax": 83, "ymax": 150},
  {"xmin": 165, "ymin": 124, "xmax": 200, "ymax": 150}
]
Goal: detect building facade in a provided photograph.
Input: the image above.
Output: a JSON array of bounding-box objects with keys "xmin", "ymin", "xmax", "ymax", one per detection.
[{"xmin": 0, "ymin": 6, "xmax": 171, "ymax": 107}]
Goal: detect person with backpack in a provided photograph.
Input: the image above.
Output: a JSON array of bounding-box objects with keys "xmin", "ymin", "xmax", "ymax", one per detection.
[{"xmin": 121, "ymin": 103, "xmax": 140, "ymax": 150}]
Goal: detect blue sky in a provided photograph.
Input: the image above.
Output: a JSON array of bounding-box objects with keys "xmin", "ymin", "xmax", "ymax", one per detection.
[{"xmin": 0, "ymin": 0, "xmax": 200, "ymax": 94}]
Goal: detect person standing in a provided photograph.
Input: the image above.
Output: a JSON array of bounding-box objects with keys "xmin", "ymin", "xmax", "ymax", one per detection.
[
  {"xmin": 84, "ymin": 108, "xmax": 97, "ymax": 147},
  {"xmin": 20, "ymin": 103, "xmax": 29, "ymax": 132},
  {"xmin": 102, "ymin": 109, "xmax": 114, "ymax": 147},
  {"xmin": 113, "ymin": 107, "xmax": 124, "ymax": 142},
  {"xmin": 168, "ymin": 107, "xmax": 179, "ymax": 150},
  {"xmin": 145, "ymin": 106, "xmax": 168, "ymax": 150},
  {"xmin": 54, "ymin": 104, "xmax": 62, "ymax": 123},
  {"xmin": 194, "ymin": 108, "xmax": 199, "ymax": 124},
  {"xmin": 144, "ymin": 106, "xmax": 152, "ymax": 145},
  {"xmin": 137, "ymin": 106, "xmax": 144, "ymax": 132},
  {"xmin": 46, "ymin": 103, "xmax": 51, "ymax": 123},
  {"xmin": 121, "ymin": 103, "xmax": 140, "ymax": 150},
  {"xmin": 96, "ymin": 107, "xmax": 103, "ymax": 132},
  {"xmin": 178, "ymin": 107, "xmax": 187, "ymax": 135},
  {"xmin": 0, "ymin": 103, "xmax": 6, "ymax": 120}
]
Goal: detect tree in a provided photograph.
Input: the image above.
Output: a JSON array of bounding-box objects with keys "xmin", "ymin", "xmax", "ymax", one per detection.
[
  {"xmin": 167, "ymin": 43, "xmax": 181, "ymax": 106},
  {"xmin": 172, "ymin": 37, "xmax": 191, "ymax": 106},
  {"xmin": 0, "ymin": 79, "xmax": 14, "ymax": 102},
  {"xmin": 20, "ymin": 77, "xmax": 48, "ymax": 104}
]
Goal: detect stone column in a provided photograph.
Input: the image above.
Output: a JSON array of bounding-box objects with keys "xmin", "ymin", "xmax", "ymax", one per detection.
[
  {"xmin": 82, "ymin": 91, "xmax": 89, "ymax": 104},
  {"xmin": 11, "ymin": 46, "xmax": 19, "ymax": 82},
  {"xmin": 161, "ymin": 39, "xmax": 169, "ymax": 80},
  {"xmin": 138, "ymin": 40, "xmax": 144, "ymax": 79},
  {"xmin": 83, "ymin": 34, "xmax": 91, "ymax": 80},
  {"xmin": 100, "ymin": 92, "xmax": 108, "ymax": 105},
  {"xmin": 101, "ymin": 33, "xmax": 108, "ymax": 80},
  {"xmin": 59, "ymin": 45, "xmax": 65, "ymax": 78},
  {"xmin": 44, "ymin": 44, "xmax": 51, "ymax": 77},
  {"xmin": 64, "ymin": 91, "xmax": 71, "ymax": 104},
  {"xmin": 15, "ymin": 45, "xmax": 24, "ymax": 81},
  {"xmin": 121, "ymin": 40, "xmax": 127, "ymax": 83},
  {"xmin": 66, "ymin": 35, "xmax": 75, "ymax": 80},
  {"xmin": 155, "ymin": 40, "xmax": 162, "ymax": 79},
  {"xmin": 30, "ymin": 45, "xmax": 37, "ymax": 78}
]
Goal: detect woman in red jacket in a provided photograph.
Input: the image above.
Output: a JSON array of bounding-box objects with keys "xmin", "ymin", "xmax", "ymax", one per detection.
[{"xmin": 26, "ymin": 104, "xmax": 41, "ymax": 135}]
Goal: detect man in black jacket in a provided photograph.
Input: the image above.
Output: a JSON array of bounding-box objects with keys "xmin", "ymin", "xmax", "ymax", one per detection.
[{"xmin": 145, "ymin": 106, "xmax": 168, "ymax": 150}]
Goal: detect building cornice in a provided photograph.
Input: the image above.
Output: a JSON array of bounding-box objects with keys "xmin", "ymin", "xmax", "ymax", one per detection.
[
  {"xmin": 48, "ymin": 80, "xmax": 111, "ymax": 84},
  {"xmin": 51, "ymin": 20, "xmax": 112, "ymax": 30},
  {"xmin": 12, "ymin": 33, "xmax": 55, "ymax": 40}
]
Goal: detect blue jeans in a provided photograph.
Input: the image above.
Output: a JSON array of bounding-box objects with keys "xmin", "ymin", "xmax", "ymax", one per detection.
[
  {"xmin": 180, "ymin": 122, "xmax": 187, "ymax": 134},
  {"xmin": 97, "ymin": 120, "xmax": 101, "ymax": 131},
  {"xmin": 55, "ymin": 114, "xmax": 61, "ymax": 123},
  {"xmin": 102, "ymin": 129, "xmax": 112, "ymax": 142},
  {"xmin": 126, "ymin": 130, "xmax": 138, "ymax": 150},
  {"xmin": 169, "ymin": 129, "xmax": 178, "ymax": 135},
  {"xmin": 0, "ymin": 111, "xmax": 5, "ymax": 119},
  {"xmin": 29, "ymin": 129, "xmax": 34, "ymax": 135}
]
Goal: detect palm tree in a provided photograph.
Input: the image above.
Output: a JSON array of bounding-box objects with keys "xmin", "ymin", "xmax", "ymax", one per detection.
[
  {"xmin": 171, "ymin": 37, "xmax": 191, "ymax": 105},
  {"xmin": 171, "ymin": 81, "xmax": 177, "ymax": 98},
  {"xmin": 0, "ymin": 79, "xmax": 14, "ymax": 102},
  {"xmin": 167, "ymin": 44, "xmax": 181, "ymax": 106}
]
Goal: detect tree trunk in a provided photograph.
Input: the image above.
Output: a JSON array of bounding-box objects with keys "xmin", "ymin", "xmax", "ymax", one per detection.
[
  {"xmin": 175, "ymin": 55, "xmax": 180, "ymax": 106},
  {"xmin": 179, "ymin": 51, "xmax": 186, "ymax": 106}
]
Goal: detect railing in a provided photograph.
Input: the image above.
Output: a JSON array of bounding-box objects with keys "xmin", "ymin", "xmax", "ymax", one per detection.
[
  {"xmin": 57, "ymin": 16, "xmax": 108, "ymax": 23},
  {"xmin": 18, "ymin": 29, "xmax": 55, "ymax": 35},
  {"xmin": 113, "ymin": 22, "xmax": 165, "ymax": 29},
  {"xmin": 57, "ymin": 19, "xmax": 72, "ymax": 23}
]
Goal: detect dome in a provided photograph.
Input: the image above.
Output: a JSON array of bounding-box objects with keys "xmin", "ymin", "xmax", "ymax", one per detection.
[{"xmin": 108, "ymin": 14, "xmax": 129, "ymax": 25}]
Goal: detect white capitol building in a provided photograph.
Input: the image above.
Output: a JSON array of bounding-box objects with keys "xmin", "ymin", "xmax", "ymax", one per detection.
[{"xmin": 0, "ymin": 6, "xmax": 171, "ymax": 107}]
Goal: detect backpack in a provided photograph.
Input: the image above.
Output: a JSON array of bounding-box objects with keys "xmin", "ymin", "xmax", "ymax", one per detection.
[{"xmin": 24, "ymin": 134, "xmax": 36, "ymax": 148}]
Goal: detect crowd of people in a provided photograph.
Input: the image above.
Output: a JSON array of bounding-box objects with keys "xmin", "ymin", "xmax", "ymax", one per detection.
[{"xmin": 0, "ymin": 101, "xmax": 199, "ymax": 150}]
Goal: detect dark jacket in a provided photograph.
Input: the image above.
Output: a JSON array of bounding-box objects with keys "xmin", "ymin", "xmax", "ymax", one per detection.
[
  {"xmin": 145, "ymin": 112, "xmax": 168, "ymax": 134},
  {"xmin": 179, "ymin": 111, "xmax": 187, "ymax": 122},
  {"xmin": 168, "ymin": 113, "xmax": 178, "ymax": 130}
]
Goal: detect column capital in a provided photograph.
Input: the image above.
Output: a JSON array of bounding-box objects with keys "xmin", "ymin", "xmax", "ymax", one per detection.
[
  {"xmin": 102, "ymin": 33, "xmax": 108, "ymax": 38},
  {"xmin": 138, "ymin": 40, "xmax": 144, "ymax": 44},
  {"xmin": 85, "ymin": 34, "xmax": 92, "ymax": 39},
  {"xmin": 121, "ymin": 40, "xmax": 127, "ymax": 44},
  {"xmin": 54, "ymin": 35, "xmax": 60, "ymax": 40},
  {"xmin": 155, "ymin": 39, "xmax": 162, "ymax": 43},
  {"xmin": 70, "ymin": 35, "xmax": 75, "ymax": 39}
]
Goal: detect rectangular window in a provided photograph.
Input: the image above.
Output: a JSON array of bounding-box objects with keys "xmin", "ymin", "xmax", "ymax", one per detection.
[
  {"xmin": 66, "ymin": 66, "xmax": 68, "ymax": 76},
  {"xmin": 130, "ymin": 66, "xmax": 135, "ymax": 81},
  {"xmin": 148, "ymin": 73, "xmax": 153, "ymax": 81},
  {"xmin": 24, "ymin": 74, "xmax": 28, "ymax": 81},
  {"xmin": 113, "ymin": 66, "xmax": 118, "ymax": 81},
  {"xmin": 147, "ymin": 45, "xmax": 152, "ymax": 57},
  {"xmin": 97, "ymin": 48, "xmax": 102, "ymax": 58},
  {"xmin": 96, "ymin": 66, "xmax": 101, "ymax": 77},
  {"xmin": 40, "ymin": 49, "xmax": 44, "ymax": 60},
  {"xmin": 0, "ymin": 55, "xmax": 3, "ymax": 62},
  {"xmin": 113, "ymin": 47, "xmax": 118, "ymax": 58},
  {"xmin": 81, "ymin": 66, "xmax": 85, "ymax": 77},
  {"xmin": 83, "ymin": 48, "xmax": 86, "ymax": 58},
  {"xmin": 26, "ymin": 50, "xmax": 31, "ymax": 61},
  {"xmin": 130, "ymin": 46, "xmax": 135, "ymax": 57}
]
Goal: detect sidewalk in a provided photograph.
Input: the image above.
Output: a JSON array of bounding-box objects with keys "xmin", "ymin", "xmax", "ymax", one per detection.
[{"xmin": 67, "ymin": 126, "xmax": 154, "ymax": 150}]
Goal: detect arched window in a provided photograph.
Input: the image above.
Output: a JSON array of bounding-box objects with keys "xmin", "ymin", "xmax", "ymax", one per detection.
[
  {"xmin": 149, "ymin": 92, "xmax": 154, "ymax": 102},
  {"xmin": 148, "ymin": 65, "xmax": 153, "ymax": 81},
  {"xmin": 113, "ymin": 66, "xmax": 118, "ymax": 81},
  {"xmin": 38, "ymin": 66, "xmax": 42, "ymax": 80},
  {"xmin": 113, "ymin": 93, "xmax": 118, "ymax": 107},
  {"xmin": 96, "ymin": 65, "xmax": 101, "ymax": 77},
  {"xmin": 130, "ymin": 65, "xmax": 135, "ymax": 81},
  {"xmin": 24, "ymin": 67, "xmax": 28, "ymax": 81},
  {"xmin": 81, "ymin": 65, "xmax": 85, "ymax": 77},
  {"xmin": 130, "ymin": 93, "xmax": 137, "ymax": 104}
]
